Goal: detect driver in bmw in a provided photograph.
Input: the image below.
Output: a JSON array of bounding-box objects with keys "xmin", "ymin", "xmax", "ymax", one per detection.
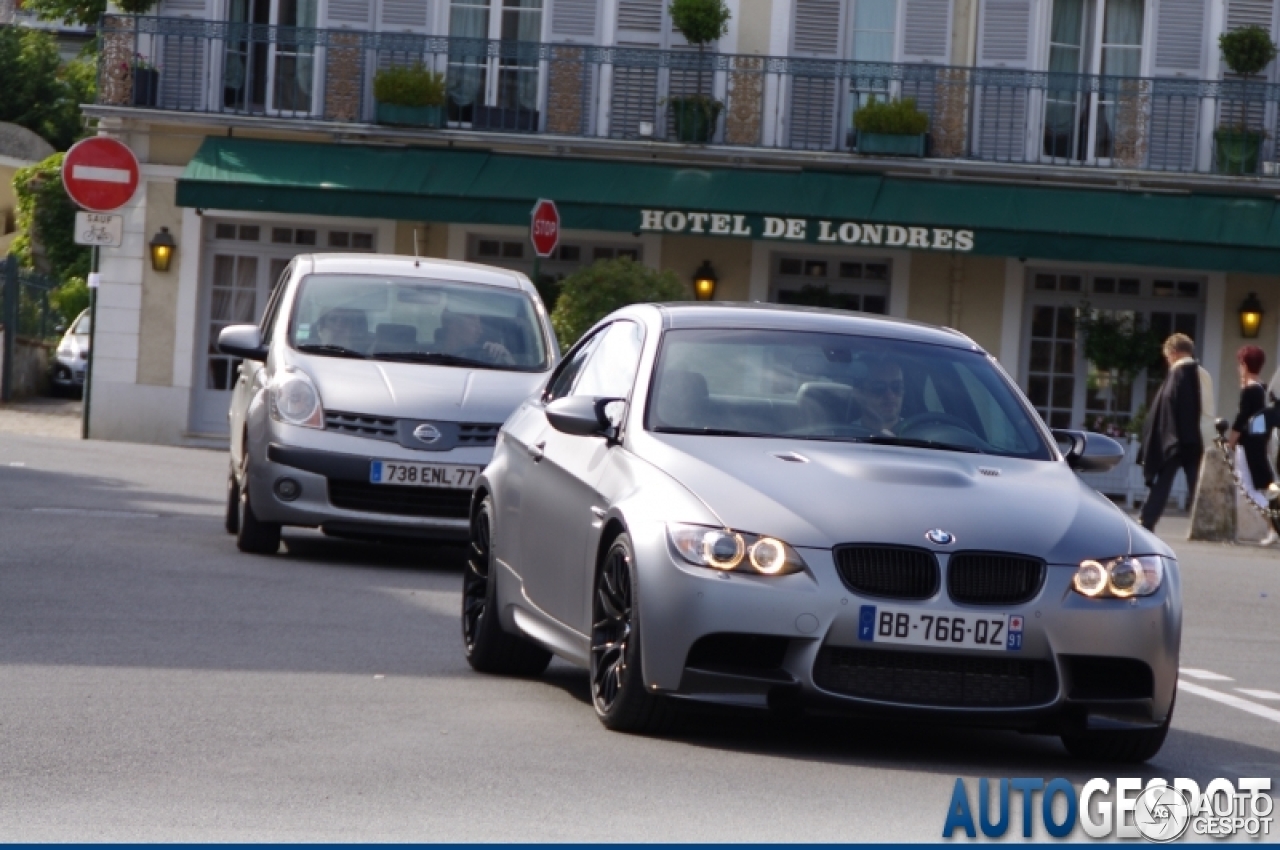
[{"xmin": 854, "ymin": 358, "xmax": 905, "ymax": 434}]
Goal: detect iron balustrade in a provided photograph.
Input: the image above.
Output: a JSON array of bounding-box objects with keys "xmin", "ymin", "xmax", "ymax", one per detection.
[{"xmin": 98, "ymin": 13, "xmax": 1280, "ymax": 176}]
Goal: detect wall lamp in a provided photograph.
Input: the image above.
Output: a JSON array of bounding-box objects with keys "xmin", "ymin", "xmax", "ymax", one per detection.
[
  {"xmin": 692, "ymin": 259, "xmax": 718, "ymax": 301},
  {"xmin": 149, "ymin": 226, "xmax": 176, "ymax": 272},
  {"xmin": 1240, "ymin": 291, "xmax": 1264, "ymax": 339}
]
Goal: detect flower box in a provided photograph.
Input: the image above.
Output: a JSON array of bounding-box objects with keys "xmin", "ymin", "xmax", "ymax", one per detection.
[
  {"xmin": 857, "ymin": 131, "xmax": 927, "ymax": 157},
  {"xmin": 668, "ymin": 97, "xmax": 721, "ymax": 143},
  {"xmin": 1214, "ymin": 130, "xmax": 1264, "ymax": 175},
  {"xmin": 132, "ymin": 67, "xmax": 159, "ymax": 107},
  {"xmin": 375, "ymin": 102, "xmax": 444, "ymax": 128}
]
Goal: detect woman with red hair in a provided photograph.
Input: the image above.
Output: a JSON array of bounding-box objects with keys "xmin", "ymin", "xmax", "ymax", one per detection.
[{"xmin": 1228, "ymin": 344, "xmax": 1277, "ymax": 544}]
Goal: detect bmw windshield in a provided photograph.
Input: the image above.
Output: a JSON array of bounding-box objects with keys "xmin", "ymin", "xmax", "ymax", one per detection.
[
  {"xmin": 647, "ymin": 328, "xmax": 1054, "ymax": 460},
  {"xmin": 289, "ymin": 274, "xmax": 549, "ymax": 371}
]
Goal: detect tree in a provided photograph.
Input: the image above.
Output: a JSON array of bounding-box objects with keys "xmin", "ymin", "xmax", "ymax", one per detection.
[
  {"xmin": 11, "ymin": 153, "xmax": 92, "ymax": 323},
  {"xmin": 550, "ymin": 258, "xmax": 689, "ymax": 349},
  {"xmin": 0, "ymin": 28, "xmax": 97, "ymax": 151},
  {"xmin": 20, "ymin": 0, "xmax": 157, "ymax": 28}
]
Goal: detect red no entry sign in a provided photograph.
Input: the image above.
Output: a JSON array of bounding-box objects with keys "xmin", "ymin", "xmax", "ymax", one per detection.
[
  {"xmin": 530, "ymin": 199, "xmax": 560, "ymax": 258},
  {"xmin": 62, "ymin": 137, "xmax": 140, "ymax": 212}
]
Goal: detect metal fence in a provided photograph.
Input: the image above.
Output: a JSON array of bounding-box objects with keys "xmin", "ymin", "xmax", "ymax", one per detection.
[
  {"xmin": 0, "ymin": 258, "xmax": 59, "ymax": 401},
  {"xmin": 98, "ymin": 13, "xmax": 1280, "ymax": 176}
]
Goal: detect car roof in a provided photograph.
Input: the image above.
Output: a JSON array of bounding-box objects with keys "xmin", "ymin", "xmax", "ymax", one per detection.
[
  {"xmin": 649, "ymin": 302, "xmax": 981, "ymax": 351},
  {"xmin": 300, "ymin": 254, "xmax": 532, "ymax": 291}
]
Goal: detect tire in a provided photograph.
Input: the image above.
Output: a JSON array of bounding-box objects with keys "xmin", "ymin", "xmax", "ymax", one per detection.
[
  {"xmin": 235, "ymin": 457, "xmax": 281, "ymax": 555},
  {"xmin": 590, "ymin": 533, "xmax": 676, "ymax": 734},
  {"xmin": 462, "ymin": 498, "xmax": 552, "ymax": 676},
  {"xmin": 224, "ymin": 466, "xmax": 240, "ymax": 535},
  {"xmin": 1061, "ymin": 692, "xmax": 1174, "ymax": 763}
]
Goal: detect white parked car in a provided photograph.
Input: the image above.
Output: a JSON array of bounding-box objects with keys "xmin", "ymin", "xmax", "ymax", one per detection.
[
  {"xmin": 217, "ymin": 254, "xmax": 558, "ymax": 554},
  {"xmin": 52, "ymin": 309, "xmax": 90, "ymax": 395}
]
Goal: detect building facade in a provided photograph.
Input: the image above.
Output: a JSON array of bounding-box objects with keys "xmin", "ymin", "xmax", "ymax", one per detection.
[{"xmin": 81, "ymin": 0, "xmax": 1280, "ymax": 507}]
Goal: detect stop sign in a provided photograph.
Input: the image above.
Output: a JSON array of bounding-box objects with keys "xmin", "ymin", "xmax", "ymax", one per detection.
[
  {"xmin": 62, "ymin": 137, "xmax": 140, "ymax": 212},
  {"xmin": 530, "ymin": 199, "xmax": 560, "ymax": 258}
]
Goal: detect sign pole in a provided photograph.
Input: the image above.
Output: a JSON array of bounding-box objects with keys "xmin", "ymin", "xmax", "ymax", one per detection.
[{"xmin": 82, "ymin": 246, "xmax": 98, "ymax": 441}]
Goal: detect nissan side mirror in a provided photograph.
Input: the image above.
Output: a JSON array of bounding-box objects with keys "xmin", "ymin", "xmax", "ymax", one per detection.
[
  {"xmin": 1052, "ymin": 428, "xmax": 1126, "ymax": 472},
  {"xmin": 546, "ymin": 396, "xmax": 624, "ymax": 439},
  {"xmin": 218, "ymin": 324, "xmax": 268, "ymax": 361}
]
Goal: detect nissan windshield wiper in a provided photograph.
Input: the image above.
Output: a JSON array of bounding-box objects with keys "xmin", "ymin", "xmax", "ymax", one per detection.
[
  {"xmin": 295, "ymin": 343, "xmax": 367, "ymax": 359},
  {"xmin": 372, "ymin": 351, "xmax": 503, "ymax": 369},
  {"xmin": 653, "ymin": 427, "xmax": 775, "ymax": 437},
  {"xmin": 863, "ymin": 435, "xmax": 982, "ymax": 454}
]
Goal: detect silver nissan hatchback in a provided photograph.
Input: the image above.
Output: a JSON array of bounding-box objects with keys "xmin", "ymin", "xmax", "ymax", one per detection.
[{"xmin": 217, "ymin": 254, "xmax": 557, "ymax": 554}]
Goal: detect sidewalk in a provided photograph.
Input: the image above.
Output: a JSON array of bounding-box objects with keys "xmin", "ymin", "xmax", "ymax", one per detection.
[{"xmin": 0, "ymin": 396, "xmax": 83, "ymax": 440}]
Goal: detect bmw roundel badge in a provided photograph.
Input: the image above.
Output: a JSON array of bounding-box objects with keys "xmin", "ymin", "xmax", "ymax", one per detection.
[
  {"xmin": 925, "ymin": 528, "xmax": 955, "ymax": 545},
  {"xmin": 412, "ymin": 423, "xmax": 442, "ymax": 445}
]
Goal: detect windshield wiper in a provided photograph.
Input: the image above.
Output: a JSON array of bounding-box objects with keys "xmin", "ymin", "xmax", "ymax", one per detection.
[
  {"xmin": 654, "ymin": 427, "xmax": 775, "ymax": 437},
  {"xmin": 863, "ymin": 435, "xmax": 982, "ymax": 454},
  {"xmin": 296, "ymin": 343, "xmax": 367, "ymax": 359},
  {"xmin": 372, "ymin": 351, "xmax": 503, "ymax": 369}
]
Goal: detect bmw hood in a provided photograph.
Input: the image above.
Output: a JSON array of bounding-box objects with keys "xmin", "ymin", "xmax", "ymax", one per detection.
[
  {"xmin": 294, "ymin": 355, "xmax": 547, "ymax": 423},
  {"xmin": 637, "ymin": 435, "xmax": 1149, "ymax": 564}
]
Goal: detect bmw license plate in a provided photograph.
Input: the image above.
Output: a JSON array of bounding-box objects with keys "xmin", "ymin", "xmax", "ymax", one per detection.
[
  {"xmin": 369, "ymin": 460, "xmax": 480, "ymax": 489},
  {"xmin": 858, "ymin": 605, "xmax": 1022, "ymax": 652}
]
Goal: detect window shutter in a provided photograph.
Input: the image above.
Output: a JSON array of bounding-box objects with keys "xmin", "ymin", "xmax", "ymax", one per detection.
[
  {"xmin": 901, "ymin": 0, "xmax": 951, "ymax": 63},
  {"xmin": 1226, "ymin": 0, "xmax": 1275, "ymax": 31},
  {"xmin": 610, "ymin": 0, "xmax": 663, "ymax": 138},
  {"xmin": 972, "ymin": 0, "xmax": 1035, "ymax": 160},
  {"xmin": 550, "ymin": 0, "xmax": 599, "ymax": 41},
  {"xmin": 1152, "ymin": 0, "xmax": 1208, "ymax": 77},
  {"xmin": 326, "ymin": 0, "xmax": 374, "ymax": 28},
  {"xmin": 378, "ymin": 0, "xmax": 432, "ymax": 32},
  {"xmin": 787, "ymin": 0, "xmax": 842, "ymax": 150},
  {"xmin": 975, "ymin": 0, "xmax": 1033, "ymax": 68},
  {"xmin": 156, "ymin": 0, "xmax": 212, "ymax": 110}
]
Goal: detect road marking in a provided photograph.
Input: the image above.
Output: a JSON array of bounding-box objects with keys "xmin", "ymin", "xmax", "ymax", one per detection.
[
  {"xmin": 1179, "ymin": 667, "xmax": 1234, "ymax": 681},
  {"xmin": 8, "ymin": 462, "xmax": 25, "ymax": 467},
  {"xmin": 71, "ymin": 165, "xmax": 132, "ymax": 183},
  {"xmin": 1180, "ymin": 680, "xmax": 1280, "ymax": 724},
  {"xmin": 1236, "ymin": 688, "xmax": 1280, "ymax": 701}
]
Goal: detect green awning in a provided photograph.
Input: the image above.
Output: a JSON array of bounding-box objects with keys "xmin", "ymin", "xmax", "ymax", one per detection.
[{"xmin": 177, "ymin": 136, "xmax": 1280, "ymax": 273}]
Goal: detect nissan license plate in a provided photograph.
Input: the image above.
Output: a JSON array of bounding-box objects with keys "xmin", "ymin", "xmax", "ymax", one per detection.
[
  {"xmin": 369, "ymin": 460, "xmax": 480, "ymax": 489},
  {"xmin": 857, "ymin": 605, "xmax": 1022, "ymax": 651}
]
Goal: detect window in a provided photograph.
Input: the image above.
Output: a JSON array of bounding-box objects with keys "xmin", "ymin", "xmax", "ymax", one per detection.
[
  {"xmin": 448, "ymin": 0, "xmax": 544, "ymax": 125},
  {"xmin": 1023, "ymin": 269, "xmax": 1204, "ymax": 432},
  {"xmin": 546, "ymin": 331, "xmax": 605, "ymax": 400},
  {"xmin": 465, "ymin": 234, "xmax": 644, "ymax": 294},
  {"xmin": 573, "ymin": 321, "xmax": 643, "ymax": 399},
  {"xmin": 772, "ymin": 254, "xmax": 890, "ymax": 314},
  {"xmin": 1043, "ymin": 0, "xmax": 1145, "ymax": 162}
]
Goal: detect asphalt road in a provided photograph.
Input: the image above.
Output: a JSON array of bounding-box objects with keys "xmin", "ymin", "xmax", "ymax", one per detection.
[{"xmin": 1, "ymin": 432, "xmax": 1277, "ymax": 841}]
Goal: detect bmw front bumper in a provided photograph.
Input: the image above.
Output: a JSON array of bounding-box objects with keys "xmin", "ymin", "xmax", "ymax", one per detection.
[{"xmin": 629, "ymin": 525, "xmax": 1180, "ymax": 733}]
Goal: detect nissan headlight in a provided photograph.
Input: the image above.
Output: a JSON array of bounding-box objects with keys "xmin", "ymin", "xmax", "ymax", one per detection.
[
  {"xmin": 667, "ymin": 523, "xmax": 806, "ymax": 576},
  {"xmin": 1072, "ymin": 555, "xmax": 1166, "ymax": 599},
  {"xmin": 269, "ymin": 368, "xmax": 324, "ymax": 429}
]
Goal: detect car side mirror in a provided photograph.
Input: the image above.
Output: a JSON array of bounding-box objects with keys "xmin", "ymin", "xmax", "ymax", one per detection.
[
  {"xmin": 218, "ymin": 324, "xmax": 268, "ymax": 361},
  {"xmin": 1052, "ymin": 428, "xmax": 1126, "ymax": 472},
  {"xmin": 546, "ymin": 396, "xmax": 623, "ymax": 439}
]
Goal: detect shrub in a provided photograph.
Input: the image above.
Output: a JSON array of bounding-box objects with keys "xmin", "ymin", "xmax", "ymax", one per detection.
[
  {"xmin": 550, "ymin": 257, "xmax": 688, "ymax": 349},
  {"xmin": 668, "ymin": 0, "xmax": 730, "ymax": 47},
  {"xmin": 374, "ymin": 64, "xmax": 446, "ymax": 107},
  {"xmin": 853, "ymin": 97, "xmax": 929, "ymax": 136},
  {"xmin": 1220, "ymin": 25, "xmax": 1277, "ymax": 76}
]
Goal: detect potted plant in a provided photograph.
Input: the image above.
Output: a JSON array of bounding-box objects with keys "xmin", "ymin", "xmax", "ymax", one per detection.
[
  {"xmin": 1077, "ymin": 305, "xmax": 1161, "ymax": 437},
  {"xmin": 666, "ymin": 0, "xmax": 730, "ymax": 143},
  {"xmin": 374, "ymin": 64, "xmax": 447, "ymax": 128},
  {"xmin": 130, "ymin": 53, "xmax": 159, "ymax": 107},
  {"xmin": 853, "ymin": 96, "xmax": 929, "ymax": 156},
  {"xmin": 1216, "ymin": 25, "xmax": 1277, "ymax": 174}
]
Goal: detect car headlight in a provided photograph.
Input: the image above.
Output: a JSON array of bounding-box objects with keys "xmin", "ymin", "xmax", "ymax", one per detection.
[
  {"xmin": 1072, "ymin": 555, "xmax": 1166, "ymax": 598},
  {"xmin": 269, "ymin": 368, "xmax": 324, "ymax": 429},
  {"xmin": 667, "ymin": 523, "xmax": 806, "ymax": 576}
]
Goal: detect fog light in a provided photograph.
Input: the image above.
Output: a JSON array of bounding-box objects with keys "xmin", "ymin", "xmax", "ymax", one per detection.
[{"xmin": 274, "ymin": 477, "xmax": 301, "ymax": 501}]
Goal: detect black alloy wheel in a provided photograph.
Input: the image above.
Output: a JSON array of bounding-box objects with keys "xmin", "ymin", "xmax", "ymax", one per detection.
[
  {"xmin": 461, "ymin": 498, "xmax": 551, "ymax": 676},
  {"xmin": 589, "ymin": 533, "xmax": 675, "ymax": 733}
]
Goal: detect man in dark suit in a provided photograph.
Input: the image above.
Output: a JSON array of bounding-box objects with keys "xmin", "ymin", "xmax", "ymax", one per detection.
[{"xmin": 1139, "ymin": 334, "xmax": 1204, "ymax": 531}]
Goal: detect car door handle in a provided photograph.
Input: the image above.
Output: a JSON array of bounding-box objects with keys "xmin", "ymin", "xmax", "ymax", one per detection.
[{"xmin": 528, "ymin": 441, "xmax": 545, "ymax": 462}]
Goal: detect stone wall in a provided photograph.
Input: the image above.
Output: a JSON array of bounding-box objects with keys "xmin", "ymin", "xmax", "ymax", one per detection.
[{"xmin": 0, "ymin": 328, "xmax": 52, "ymax": 398}]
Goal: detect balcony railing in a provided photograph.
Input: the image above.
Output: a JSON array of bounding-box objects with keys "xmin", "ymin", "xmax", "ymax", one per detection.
[{"xmin": 98, "ymin": 13, "xmax": 1280, "ymax": 177}]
